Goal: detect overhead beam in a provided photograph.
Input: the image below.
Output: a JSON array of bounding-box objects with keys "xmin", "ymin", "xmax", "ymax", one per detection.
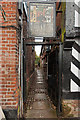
[
  {"xmin": 25, "ymin": 41, "xmax": 63, "ymax": 46},
  {"xmin": 23, "ymin": 0, "xmax": 56, "ymax": 3},
  {"xmin": 56, "ymin": 10, "xmax": 62, "ymax": 13}
]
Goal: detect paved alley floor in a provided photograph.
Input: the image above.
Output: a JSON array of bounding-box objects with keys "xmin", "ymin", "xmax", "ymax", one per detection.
[{"xmin": 24, "ymin": 68, "xmax": 57, "ymax": 119}]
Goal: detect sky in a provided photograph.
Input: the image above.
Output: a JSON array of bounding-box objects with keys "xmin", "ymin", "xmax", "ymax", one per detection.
[{"xmin": 35, "ymin": 37, "xmax": 43, "ymax": 56}]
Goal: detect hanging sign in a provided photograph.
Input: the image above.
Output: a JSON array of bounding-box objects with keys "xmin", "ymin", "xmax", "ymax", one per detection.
[{"xmin": 29, "ymin": 2, "xmax": 56, "ymax": 37}]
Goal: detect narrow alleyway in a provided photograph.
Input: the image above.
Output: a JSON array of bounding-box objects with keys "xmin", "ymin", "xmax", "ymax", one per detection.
[{"xmin": 24, "ymin": 68, "xmax": 57, "ymax": 118}]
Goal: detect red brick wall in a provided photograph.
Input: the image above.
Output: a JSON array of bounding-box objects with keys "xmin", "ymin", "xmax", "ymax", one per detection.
[
  {"xmin": 56, "ymin": 1, "xmax": 62, "ymax": 38},
  {"xmin": 23, "ymin": 10, "xmax": 35, "ymax": 93},
  {"xmin": 0, "ymin": 2, "xmax": 19, "ymax": 110}
]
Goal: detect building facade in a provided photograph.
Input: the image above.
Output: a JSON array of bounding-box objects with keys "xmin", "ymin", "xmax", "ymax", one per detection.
[
  {"xmin": 41, "ymin": 0, "xmax": 80, "ymax": 117},
  {"xmin": 0, "ymin": 1, "xmax": 35, "ymax": 119}
]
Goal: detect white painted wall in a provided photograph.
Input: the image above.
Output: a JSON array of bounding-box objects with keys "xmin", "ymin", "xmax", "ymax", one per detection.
[
  {"xmin": 71, "ymin": 79, "xmax": 80, "ymax": 92},
  {"xmin": 71, "ymin": 40, "xmax": 80, "ymax": 92},
  {"xmin": 75, "ymin": 0, "xmax": 80, "ymax": 27}
]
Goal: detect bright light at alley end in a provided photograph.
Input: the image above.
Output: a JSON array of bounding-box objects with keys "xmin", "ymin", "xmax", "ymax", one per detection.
[{"xmin": 29, "ymin": 2, "xmax": 56, "ymax": 37}]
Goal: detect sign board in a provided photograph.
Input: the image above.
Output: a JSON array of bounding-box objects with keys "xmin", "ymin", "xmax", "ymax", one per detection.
[{"xmin": 29, "ymin": 2, "xmax": 56, "ymax": 37}]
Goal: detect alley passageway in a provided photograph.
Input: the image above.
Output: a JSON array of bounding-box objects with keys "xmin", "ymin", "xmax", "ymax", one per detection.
[
  {"xmin": 24, "ymin": 68, "xmax": 57, "ymax": 118},
  {"xmin": 0, "ymin": 1, "xmax": 80, "ymax": 119}
]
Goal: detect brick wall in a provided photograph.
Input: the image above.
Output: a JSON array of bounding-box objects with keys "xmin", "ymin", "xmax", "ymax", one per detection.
[
  {"xmin": 63, "ymin": 100, "xmax": 80, "ymax": 117},
  {"xmin": 0, "ymin": 1, "xmax": 35, "ymax": 118},
  {"xmin": 56, "ymin": 1, "xmax": 62, "ymax": 38},
  {"xmin": 23, "ymin": 9, "xmax": 35, "ymax": 94},
  {"xmin": 0, "ymin": 2, "xmax": 19, "ymax": 117},
  {"xmin": 56, "ymin": 1, "xmax": 66, "ymax": 42}
]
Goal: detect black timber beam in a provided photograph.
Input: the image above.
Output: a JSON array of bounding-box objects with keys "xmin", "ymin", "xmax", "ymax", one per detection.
[
  {"xmin": 74, "ymin": 3, "xmax": 80, "ymax": 14},
  {"xmin": 56, "ymin": 10, "xmax": 62, "ymax": 13},
  {"xmin": 25, "ymin": 41, "xmax": 63, "ymax": 46},
  {"xmin": 23, "ymin": 0, "xmax": 56, "ymax": 3},
  {"xmin": 63, "ymin": 92, "xmax": 80, "ymax": 100},
  {"xmin": 25, "ymin": 41, "xmax": 75, "ymax": 47},
  {"xmin": 64, "ymin": 40, "xmax": 75, "ymax": 50}
]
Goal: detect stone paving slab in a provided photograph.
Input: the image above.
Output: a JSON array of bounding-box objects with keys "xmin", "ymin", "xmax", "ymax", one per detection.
[
  {"xmin": 34, "ymin": 93, "xmax": 47, "ymax": 100},
  {"xmin": 25, "ymin": 118, "xmax": 80, "ymax": 120},
  {"xmin": 24, "ymin": 68, "xmax": 57, "ymax": 119},
  {"xmin": 32, "ymin": 101, "xmax": 50, "ymax": 110},
  {"xmin": 37, "ymin": 81, "xmax": 43, "ymax": 84},
  {"xmin": 35, "ymin": 89, "xmax": 47, "ymax": 93},
  {"xmin": 26, "ymin": 109, "xmax": 57, "ymax": 118}
]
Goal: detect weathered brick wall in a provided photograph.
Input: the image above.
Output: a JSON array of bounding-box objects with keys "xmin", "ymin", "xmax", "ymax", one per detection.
[
  {"xmin": 23, "ymin": 8, "xmax": 35, "ymax": 96},
  {"xmin": 0, "ymin": 2, "xmax": 19, "ymax": 113},
  {"xmin": 63, "ymin": 100, "xmax": 80, "ymax": 117},
  {"xmin": 56, "ymin": 1, "xmax": 62, "ymax": 38},
  {"xmin": 56, "ymin": 1, "xmax": 66, "ymax": 42},
  {"xmin": 0, "ymin": 2, "xmax": 35, "ymax": 118}
]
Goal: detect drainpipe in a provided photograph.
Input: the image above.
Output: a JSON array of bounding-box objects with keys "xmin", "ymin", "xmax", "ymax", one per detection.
[
  {"xmin": 57, "ymin": 43, "xmax": 63, "ymax": 116},
  {"xmin": 47, "ymin": 55, "xmax": 48, "ymax": 79},
  {"xmin": 18, "ymin": 0, "xmax": 23, "ymax": 117},
  {"xmin": 21, "ymin": 11, "xmax": 23, "ymax": 119}
]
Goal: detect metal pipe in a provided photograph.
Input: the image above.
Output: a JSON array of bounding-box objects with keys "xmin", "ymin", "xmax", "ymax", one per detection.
[
  {"xmin": 20, "ymin": 1, "xmax": 23, "ymax": 117},
  {"xmin": 19, "ymin": 43, "xmax": 21, "ymax": 118},
  {"xmin": 57, "ymin": 43, "xmax": 63, "ymax": 116},
  {"xmin": 47, "ymin": 54, "xmax": 49, "ymax": 79}
]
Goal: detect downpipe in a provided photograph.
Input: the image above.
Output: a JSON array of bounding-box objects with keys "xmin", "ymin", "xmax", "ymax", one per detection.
[
  {"xmin": 20, "ymin": 2, "xmax": 24, "ymax": 118},
  {"xmin": 57, "ymin": 43, "xmax": 63, "ymax": 117}
]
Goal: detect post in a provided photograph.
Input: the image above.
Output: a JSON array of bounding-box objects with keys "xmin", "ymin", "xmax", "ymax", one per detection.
[
  {"xmin": 57, "ymin": 43, "xmax": 63, "ymax": 116},
  {"xmin": 47, "ymin": 54, "xmax": 49, "ymax": 79},
  {"xmin": 20, "ymin": 2, "xmax": 23, "ymax": 117}
]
